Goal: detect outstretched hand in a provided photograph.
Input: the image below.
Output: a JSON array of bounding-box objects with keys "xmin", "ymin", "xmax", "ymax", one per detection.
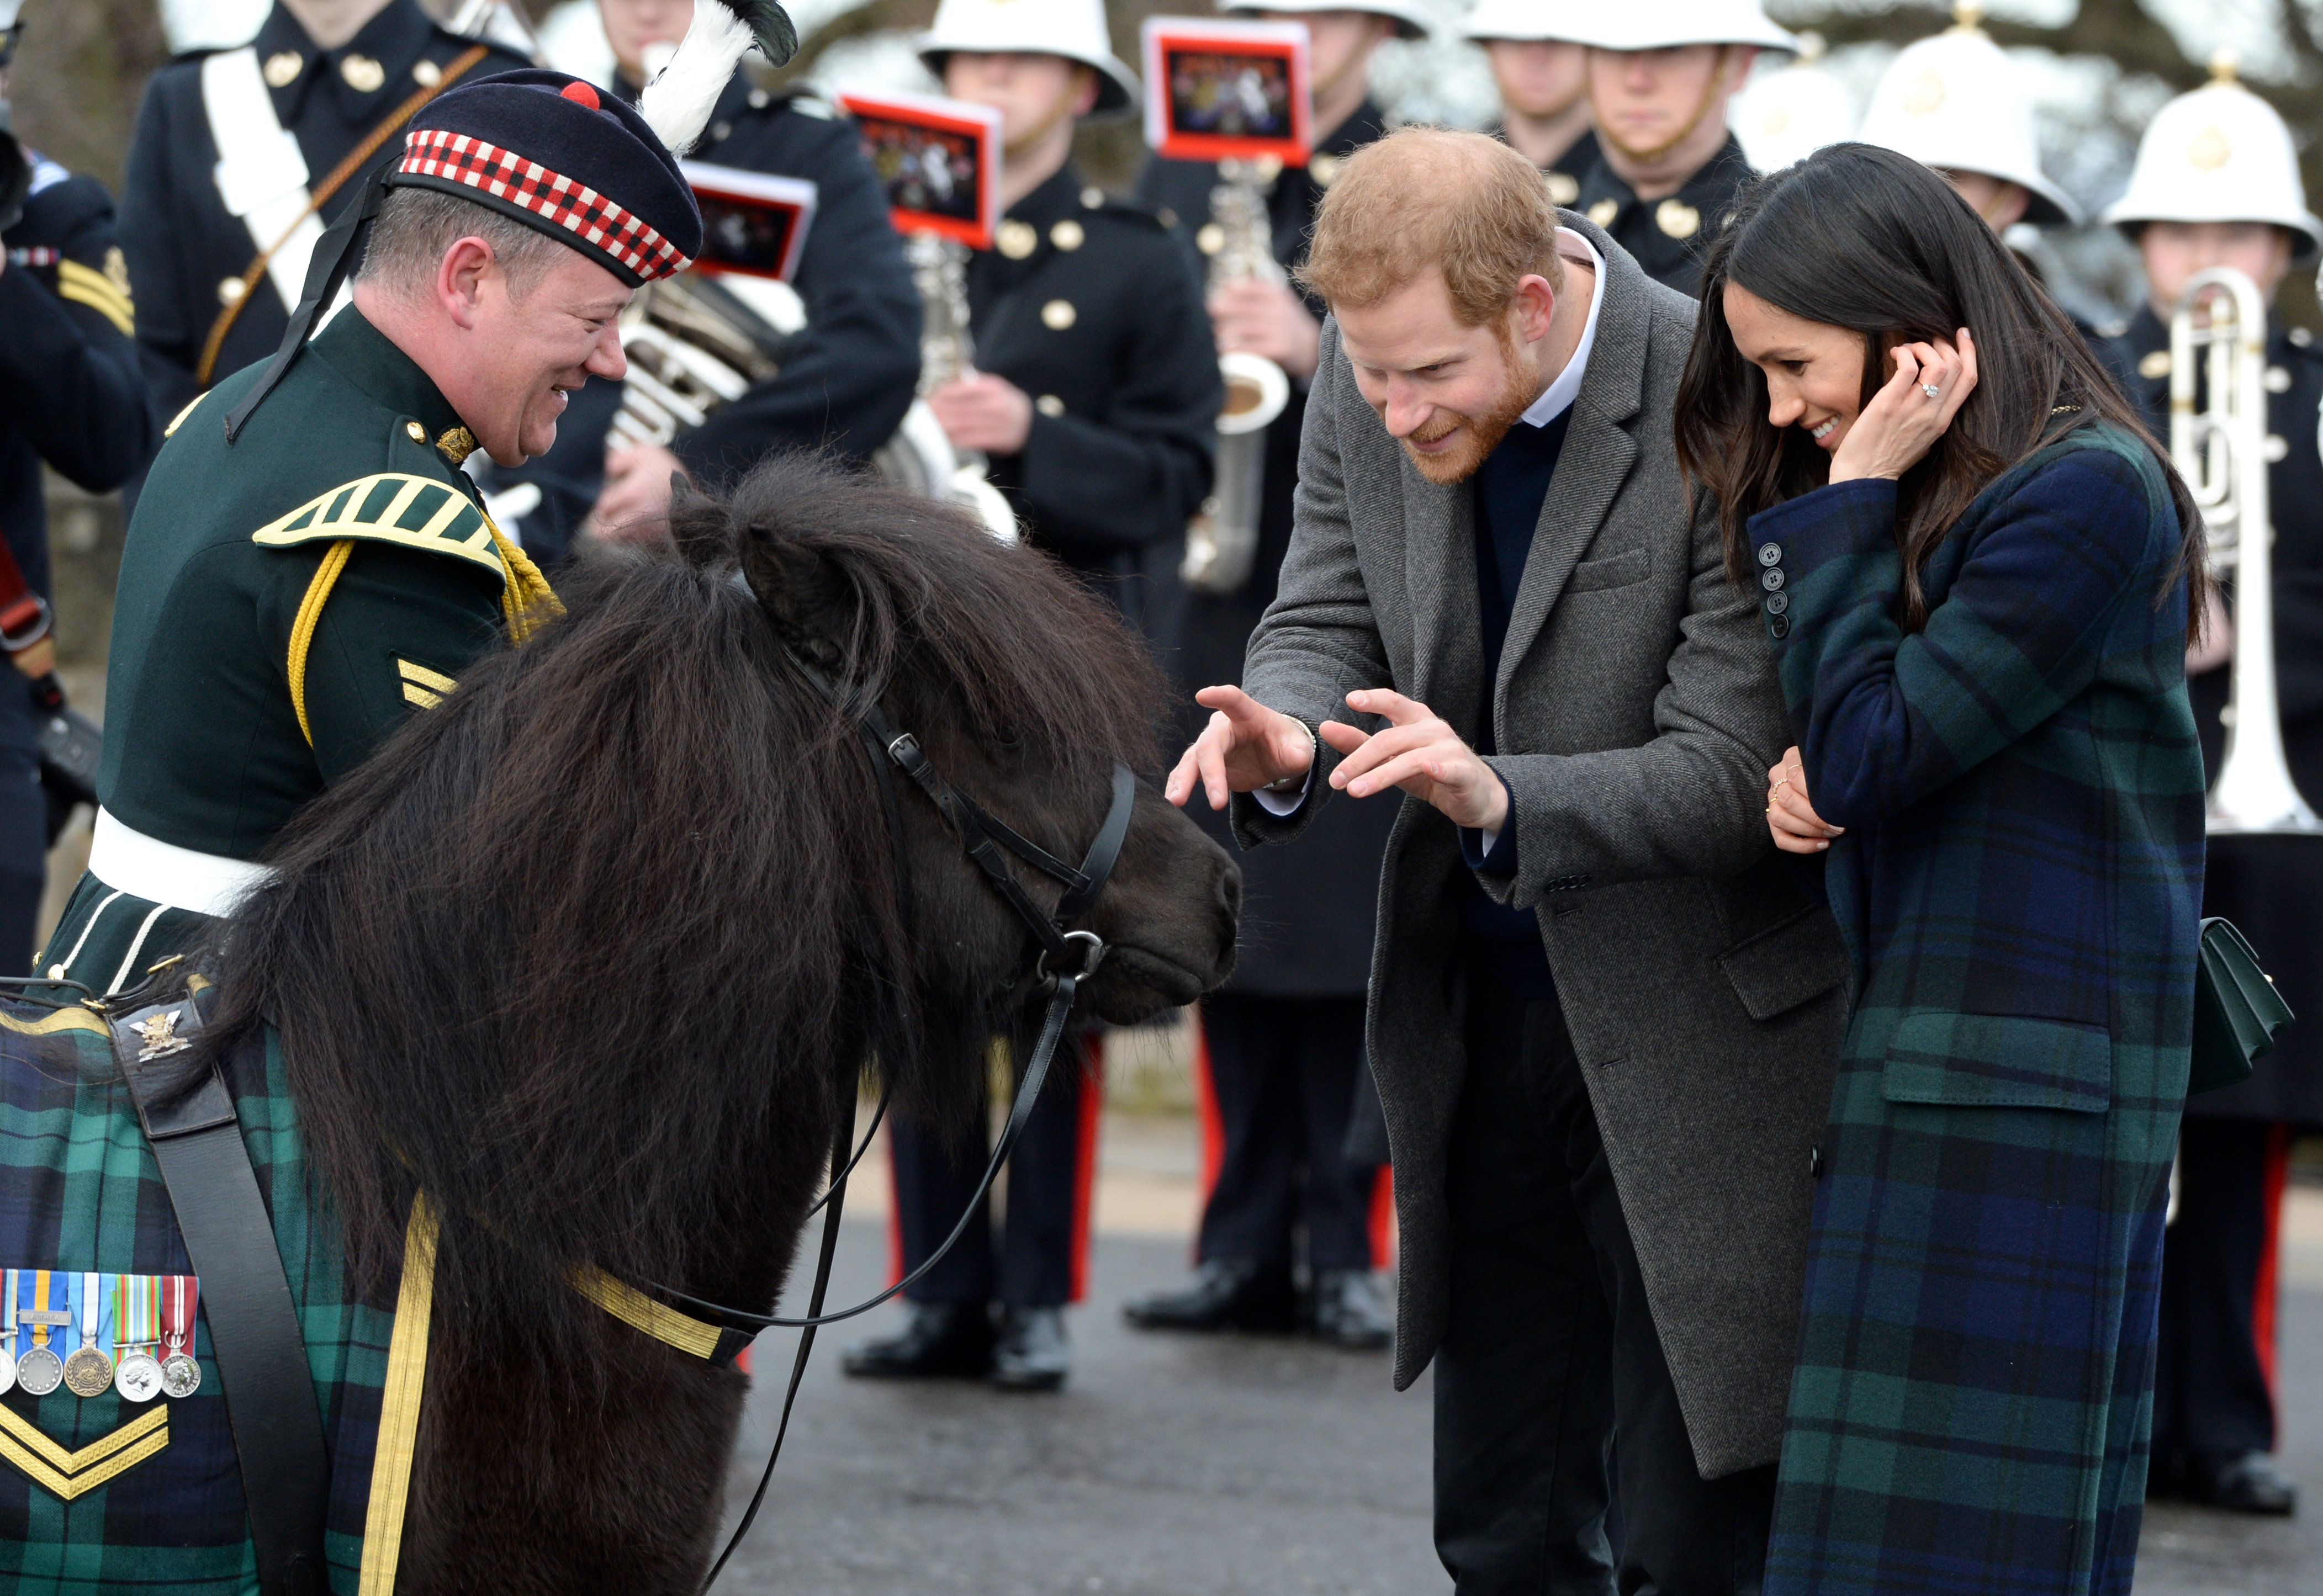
[
  {"xmin": 1829, "ymin": 329, "xmax": 1978, "ymax": 485},
  {"xmin": 1321, "ymin": 690, "xmax": 1507, "ymax": 833},
  {"xmin": 1167, "ymin": 685, "xmax": 1317, "ymax": 810}
]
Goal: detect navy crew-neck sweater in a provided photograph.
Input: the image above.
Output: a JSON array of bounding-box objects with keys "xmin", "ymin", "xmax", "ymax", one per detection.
[{"xmin": 1460, "ymin": 406, "xmax": 1572, "ymax": 999}]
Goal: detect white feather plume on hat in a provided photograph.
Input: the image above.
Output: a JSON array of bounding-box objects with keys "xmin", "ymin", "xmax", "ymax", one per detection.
[{"xmin": 638, "ymin": 0, "xmax": 798, "ymax": 156}]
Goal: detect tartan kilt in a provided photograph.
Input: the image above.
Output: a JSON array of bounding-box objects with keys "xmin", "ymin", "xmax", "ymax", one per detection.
[
  {"xmin": 0, "ymin": 996, "xmax": 404, "ymax": 1593},
  {"xmin": 1764, "ymin": 1018, "xmax": 2185, "ymax": 1596}
]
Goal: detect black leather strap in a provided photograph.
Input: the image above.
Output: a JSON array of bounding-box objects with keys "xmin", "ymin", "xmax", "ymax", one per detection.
[{"xmin": 114, "ymin": 999, "xmax": 328, "ymax": 1596}]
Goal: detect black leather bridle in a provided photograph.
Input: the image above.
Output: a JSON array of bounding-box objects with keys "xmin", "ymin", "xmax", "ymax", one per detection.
[{"xmin": 676, "ymin": 645, "xmax": 1138, "ymax": 1590}]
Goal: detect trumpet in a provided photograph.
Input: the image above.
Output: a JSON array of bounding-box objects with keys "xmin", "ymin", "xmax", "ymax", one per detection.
[
  {"xmin": 876, "ymin": 230, "xmax": 1019, "ymax": 542},
  {"xmin": 1181, "ymin": 157, "xmax": 1291, "ymax": 596},
  {"xmin": 2169, "ymin": 264, "xmax": 2322, "ymax": 834}
]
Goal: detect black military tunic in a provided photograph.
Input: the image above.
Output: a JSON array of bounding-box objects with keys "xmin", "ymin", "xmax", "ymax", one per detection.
[
  {"xmin": 120, "ymin": 0, "xmax": 530, "ymax": 421},
  {"xmin": 0, "ymin": 155, "xmax": 152, "ymax": 966},
  {"xmin": 962, "ymin": 164, "xmax": 1221, "ymax": 642},
  {"xmin": 484, "ymin": 77, "xmax": 921, "ymax": 563},
  {"xmin": 1485, "ymin": 121, "xmax": 1601, "ymax": 209},
  {"xmin": 1575, "ymin": 130, "xmax": 1751, "ymax": 298}
]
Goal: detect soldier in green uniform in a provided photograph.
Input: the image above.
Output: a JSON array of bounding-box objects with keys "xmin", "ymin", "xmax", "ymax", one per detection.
[
  {"xmin": 38, "ymin": 63, "xmax": 723, "ymax": 995},
  {"xmin": 1565, "ymin": 0, "xmax": 1796, "ymax": 295}
]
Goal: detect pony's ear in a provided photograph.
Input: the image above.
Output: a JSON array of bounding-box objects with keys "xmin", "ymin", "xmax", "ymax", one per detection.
[
  {"xmin": 666, "ymin": 475, "xmax": 732, "ymax": 569},
  {"xmin": 739, "ymin": 522, "xmax": 854, "ymax": 659}
]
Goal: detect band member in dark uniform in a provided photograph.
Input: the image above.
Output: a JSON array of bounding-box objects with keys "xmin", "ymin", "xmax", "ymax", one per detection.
[
  {"xmin": 0, "ymin": 1, "xmax": 152, "ymax": 966},
  {"xmin": 839, "ymin": 0, "xmax": 1218, "ymax": 1393},
  {"xmin": 1465, "ymin": 0, "xmax": 1599, "ymax": 205},
  {"xmin": 1128, "ymin": 0, "xmax": 1429, "ymax": 1349},
  {"xmin": 508, "ymin": 0, "xmax": 920, "ymax": 562},
  {"xmin": 119, "ymin": 0, "xmax": 531, "ymax": 423},
  {"xmin": 2108, "ymin": 67, "xmax": 2321, "ymax": 1519},
  {"xmin": 1566, "ymin": 1, "xmax": 1795, "ymax": 295}
]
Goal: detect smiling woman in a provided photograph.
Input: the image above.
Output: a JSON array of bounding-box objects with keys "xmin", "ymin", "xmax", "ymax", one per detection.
[{"xmin": 1673, "ymin": 142, "xmax": 2213, "ymax": 1596}]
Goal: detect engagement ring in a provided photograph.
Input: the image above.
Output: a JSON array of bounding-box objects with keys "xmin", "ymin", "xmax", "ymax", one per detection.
[{"xmin": 1923, "ymin": 383, "xmax": 1942, "ymax": 399}]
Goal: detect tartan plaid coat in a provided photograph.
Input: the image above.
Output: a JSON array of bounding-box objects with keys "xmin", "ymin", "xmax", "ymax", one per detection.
[
  {"xmin": 0, "ymin": 1003, "xmax": 404, "ymax": 1593},
  {"xmin": 1753, "ymin": 423, "xmax": 2204, "ymax": 1596}
]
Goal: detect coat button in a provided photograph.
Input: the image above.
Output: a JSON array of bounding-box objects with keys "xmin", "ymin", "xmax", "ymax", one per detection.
[
  {"xmin": 1809, "ymin": 1146, "xmax": 1823, "ymax": 1178},
  {"xmin": 1041, "ymin": 299, "xmax": 1077, "ymax": 331},
  {"xmin": 1081, "ymin": 186, "xmax": 1104, "ymax": 209},
  {"xmin": 410, "ymin": 57, "xmax": 441, "ymax": 87},
  {"xmin": 1035, "ymin": 394, "xmax": 1065, "ymax": 417},
  {"xmin": 405, "ymin": 421, "xmax": 426, "ymax": 442},
  {"xmin": 1760, "ymin": 566, "xmax": 1784, "ymax": 591},
  {"xmin": 1756, "ymin": 540, "xmax": 1781, "ymax": 566},
  {"xmin": 1587, "ymin": 198, "xmax": 1619, "ymax": 229},
  {"xmin": 2266, "ymin": 364, "xmax": 2293, "ymax": 393},
  {"xmin": 218, "ymin": 277, "xmax": 246, "ymax": 306},
  {"xmin": 1050, "ymin": 219, "xmax": 1084, "ymax": 251},
  {"xmin": 1769, "ymin": 614, "xmax": 1791, "ymax": 640},
  {"xmin": 996, "ymin": 220, "xmax": 1038, "ymax": 259},
  {"xmin": 1196, "ymin": 223, "xmax": 1225, "ymax": 256},
  {"xmin": 1764, "ymin": 591, "xmax": 1788, "ymax": 616}
]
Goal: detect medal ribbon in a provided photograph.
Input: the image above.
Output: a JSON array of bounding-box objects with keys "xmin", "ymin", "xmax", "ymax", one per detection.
[
  {"xmin": 29, "ymin": 1270, "xmax": 51, "ymax": 1350},
  {"xmin": 78, "ymin": 1270, "xmax": 103, "ymax": 1356},
  {"xmin": 2, "ymin": 1268, "xmax": 13, "ymax": 1358},
  {"xmin": 162, "ymin": 1275, "xmax": 198, "ymax": 1357},
  {"xmin": 115, "ymin": 1272, "xmax": 158, "ymax": 1351}
]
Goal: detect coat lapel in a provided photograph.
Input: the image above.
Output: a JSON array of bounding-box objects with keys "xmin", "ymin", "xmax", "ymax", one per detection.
[{"xmin": 1492, "ymin": 225, "xmax": 1652, "ymax": 722}]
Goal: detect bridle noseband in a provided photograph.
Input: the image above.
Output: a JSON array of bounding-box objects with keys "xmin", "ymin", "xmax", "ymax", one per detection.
[{"xmin": 681, "ymin": 641, "xmax": 1139, "ymax": 1590}]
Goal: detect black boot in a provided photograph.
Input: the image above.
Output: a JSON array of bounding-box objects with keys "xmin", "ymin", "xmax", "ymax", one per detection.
[
  {"xmin": 1310, "ymin": 1268, "xmax": 1392, "ymax": 1350},
  {"xmin": 991, "ymin": 1305, "xmax": 1071, "ymax": 1391},
  {"xmin": 1121, "ymin": 1259, "xmax": 1298, "ymax": 1333},
  {"xmin": 2186, "ymin": 1450, "xmax": 2299, "ymax": 1515},
  {"xmin": 841, "ymin": 1301, "xmax": 994, "ymax": 1380}
]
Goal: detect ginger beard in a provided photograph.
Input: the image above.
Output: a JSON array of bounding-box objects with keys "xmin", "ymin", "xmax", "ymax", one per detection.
[{"xmin": 1396, "ymin": 329, "xmax": 1541, "ymax": 485}]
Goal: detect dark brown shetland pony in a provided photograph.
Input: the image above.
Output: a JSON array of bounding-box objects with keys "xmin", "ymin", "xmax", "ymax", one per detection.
[{"xmin": 198, "ymin": 455, "xmax": 1240, "ymax": 1593}]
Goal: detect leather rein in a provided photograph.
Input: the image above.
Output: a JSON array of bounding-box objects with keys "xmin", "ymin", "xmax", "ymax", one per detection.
[{"xmin": 679, "ymin": 644, "xmax": 1137, "ymax": 1590}]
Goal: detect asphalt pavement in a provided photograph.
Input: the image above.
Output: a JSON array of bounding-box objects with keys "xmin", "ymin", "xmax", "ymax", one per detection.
[{"xmin": 711, "ymin": 1136, "xmax": 2320, "ymax": 1594}]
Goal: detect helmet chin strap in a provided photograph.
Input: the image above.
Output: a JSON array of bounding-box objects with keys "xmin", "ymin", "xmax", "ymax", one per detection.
[{"xmin": 1592, "ymin": 45, "xmax": 1733, "ymax": 170}]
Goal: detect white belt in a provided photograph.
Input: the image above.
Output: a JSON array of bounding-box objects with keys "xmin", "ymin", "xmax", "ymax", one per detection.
[{"xmin": 88, "ymin": 808, "xmax": 273, "ymax": 919}]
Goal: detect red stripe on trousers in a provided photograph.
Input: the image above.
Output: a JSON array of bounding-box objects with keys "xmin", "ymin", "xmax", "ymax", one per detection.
[
  {"xmin": 2253, "ymin": 1121, "xmax": 2292, "ymax": 1393},
  {"xmin": 1190, "ymin": 1006, "xmax": 1224, "ymax": 1265},
  {"xmin": 1368, "ymin": 1165, "xmax": 1396, "ymax": 1270},
  {"xmin": 1068, "ymin": 1033, "xmax": 1104, "ymax": 1303}
]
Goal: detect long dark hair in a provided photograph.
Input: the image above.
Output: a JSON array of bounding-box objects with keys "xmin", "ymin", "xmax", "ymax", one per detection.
[{"xmin": 1673, "ymin": 142, "xmax": 2205, "ymax": 640}]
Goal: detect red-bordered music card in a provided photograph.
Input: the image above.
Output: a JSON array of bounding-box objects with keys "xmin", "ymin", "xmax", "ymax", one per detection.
[
  {"xmin": 1140, "ymin": 17, "xmax": 1313, "ymax": 165},
  {"xmin": 838, "ymin": 89, "xmax": 1004, "ymax": 250}
]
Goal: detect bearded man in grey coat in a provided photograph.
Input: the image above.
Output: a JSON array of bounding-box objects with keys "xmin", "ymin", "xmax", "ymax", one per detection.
[{"xmin": 1167, "ymin": 128, "xmax": 1849, "ymax": 1594}]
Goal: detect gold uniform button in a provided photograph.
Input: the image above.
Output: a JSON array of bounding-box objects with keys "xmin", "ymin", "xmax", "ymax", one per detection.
[
  {"xmin": 341, "ymin": 53, "xmax": 386, "ymax": 93},
  {"xmin": 405, "ymin": 421, "xmax": 427, "ymax": 442},
  {"xmin": 997, "ymin": 220, "xmax": 1038, "ymax": 259},
  {"xmin": 1082, "ymin": 186, "xmax": 1105, "ymax": 209},
  {"xmin": 1308, "ymin": 152, "xmax": 1341, "ymax": 188},
  {"xmin": 1050, "ymin": 219, "xmax": 1084, "ymax": 252},
  {"xmin": 1036, "ymin": 394, "xmax": 1065, "ymax": 417},
  {"xmin": 217, "ymin": 277, "xmax": 246, "ymax": 306},
  {"xmin": 1587, "ymin": 198, "xmax": 1620, "ymax": 229},
  {"xmin": 410, "ymin": 57, "xmax": 442, "ymax": 87},
  {"xmin": 2138, "ymin": 349, "xmax": 2172, "ymax": 380},
  {"xmin": 1252, "ymin": 155, "xmax": 1283, "ymax": 184},
  {"xmin": 263, "ymin": 50, "xmax": 303, "ymax": 88},
  {"xmin": 2266, "ymin": 364, "xmax": 2293, "ymax": 393},
  {"xmin": 1041, "ymin": 299, "xmax": 1077, "ymax": 331},
  {"xmin": 1196, "ymin": 222, "xmax": 1225, "ymax": 256},
  {"xmin": 1544, "ymin": 170, "xmax": 1579, "ymax": 206},
  {"xmin": 1655, "ymin": 199, "xmax": 1701, "ymax": 240}
]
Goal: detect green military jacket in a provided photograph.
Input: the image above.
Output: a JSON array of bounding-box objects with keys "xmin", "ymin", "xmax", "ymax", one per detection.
[{"xmin": 40, "ymin": 308, "xmax": 555, "ymax": 992}]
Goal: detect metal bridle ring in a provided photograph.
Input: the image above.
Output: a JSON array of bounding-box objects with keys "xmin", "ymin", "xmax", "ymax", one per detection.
[{"xmin": 1040, "ymin": 929, "xmax": 1108, "ymax": 983}]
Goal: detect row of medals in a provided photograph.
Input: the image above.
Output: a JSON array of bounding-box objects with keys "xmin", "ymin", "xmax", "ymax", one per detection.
[{"xmin": 0, "ymin": 1335, "xmax": 197, "ymax": 1404}]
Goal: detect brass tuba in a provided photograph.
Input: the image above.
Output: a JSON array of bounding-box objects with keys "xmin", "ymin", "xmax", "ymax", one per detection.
[
  {"xmin": 2170, "ymin": 264, "xmax": 2322, "ymax": 834},
  {"xmin": 1181, "ymin": 157, "xmax": 1290, "ymax": 595}
]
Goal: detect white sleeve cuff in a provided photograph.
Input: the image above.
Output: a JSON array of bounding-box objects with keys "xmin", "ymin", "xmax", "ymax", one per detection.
[
  {"xmin": 1478, "ymin": 822, "xmax": 1500, "ymax": 854},
  {"xmin": 1250, "ymin": 766, "xmax": 1314, "ymax": 816}
]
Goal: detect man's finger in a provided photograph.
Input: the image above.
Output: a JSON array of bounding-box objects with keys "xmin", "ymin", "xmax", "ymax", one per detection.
[
  {"xmin": 1343, "ymin": 687, "xmax": 1431, "ymax": 725},
  {"xmin": 1166, "ymin": 741, "xmax": 1202, "ymax": 807},
  {"xmin": 1317, "ymin": 719, "xmax": 1370, "ymax": 755},
  {"xmin": 1346, "ymin": 746, "xmax": 1461, "ymax": 799},
  {"xmin": 1329, "ymin": 721, "xmax": 1440, "ymax": 784}
]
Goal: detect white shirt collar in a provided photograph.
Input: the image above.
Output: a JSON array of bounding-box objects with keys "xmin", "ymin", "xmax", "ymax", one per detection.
[{"xmin": 1518, "ymin": 229, "xmax": 1605, "ymax": 429}]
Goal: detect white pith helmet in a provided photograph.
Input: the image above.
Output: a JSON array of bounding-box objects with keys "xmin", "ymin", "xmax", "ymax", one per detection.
[
  {"xmin": 1218, "ymin": 0, "xmax": 1435, "ymax": 45},
  {"xmin": 1729, "ymin": 32, "xmax": 1856, "ymax": 173},
  {"xmin": 1554, "ymin": 0, "xmax": 1796, "ymax": 54},
  {"xmin": 157, "ymin": 0, "xmax": 273, "ymax": 53},
  {"xmin": 1462, "ymin": 0, "xmax": 1591, "ymax": 45},
  {"xmin": 2103, "ymin": 54, "xmax": 2323, "ymax": 262},
  {"xmin": 1858, "ymin": 4, "xmax": 2078, "ymax": 226},
  {"xmin": 917, "ymin": 0, "xmax": 1141, "ymax": 116}
]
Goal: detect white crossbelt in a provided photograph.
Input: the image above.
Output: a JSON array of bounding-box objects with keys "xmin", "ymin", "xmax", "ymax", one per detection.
[
  {"xmin": 200, "ymin": 46, "xmax": 352, "ymax": 326},
  {"xmin": 88, "ymin": 808, "xmax": 272, "ymax": 919}
]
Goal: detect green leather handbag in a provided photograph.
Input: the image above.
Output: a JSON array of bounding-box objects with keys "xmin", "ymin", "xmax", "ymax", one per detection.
[{"xmin": 2188, "ymin": 917, "xmax": 2296, "ymax": 1096}]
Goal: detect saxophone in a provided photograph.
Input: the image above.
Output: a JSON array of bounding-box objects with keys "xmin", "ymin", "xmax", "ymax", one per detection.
[
  {"xmin": 1181, "ymin": 157, "xmax": 1290, "ymax": 595},
  {"xmin": 873, "ymin": 230, "xmax": 1019, "ymax": 542},
  {"xmin": 2170, "ymin": 264, "xmax": 2321, "ymax": 834}
]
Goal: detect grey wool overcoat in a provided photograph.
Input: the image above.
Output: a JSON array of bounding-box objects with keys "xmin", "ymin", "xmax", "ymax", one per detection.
[{"xmin": 1230, "ymin": 215, "xmax": 1851, "ymax": 1478}]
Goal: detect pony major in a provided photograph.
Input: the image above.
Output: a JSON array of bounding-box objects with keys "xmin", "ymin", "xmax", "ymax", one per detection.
[{"xmin": 0, "ymin": 457, "xmax": 1239, "ymax": 1593}]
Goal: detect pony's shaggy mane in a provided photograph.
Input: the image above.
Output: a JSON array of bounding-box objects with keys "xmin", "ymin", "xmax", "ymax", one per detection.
[{"xmin": 200, "ymin": 454, "xmax": 1165, "ymax": 1392}]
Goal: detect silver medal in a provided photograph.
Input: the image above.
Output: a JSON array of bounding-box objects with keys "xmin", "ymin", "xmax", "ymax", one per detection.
[
  {"xmin": 114, "ymin": 1349, "xmax": 163, "ymax": 1403},
  {"xmin": 159, "ymin": 1352, "xmax": 201, "ymax": 1399},
  {"xmin": 17, "ymin": 1344, "xmax": 62, "ymax": 1396}
]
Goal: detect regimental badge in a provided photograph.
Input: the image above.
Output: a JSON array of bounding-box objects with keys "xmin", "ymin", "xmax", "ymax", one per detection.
[
  {"xmin": 103, "ymin": 247, "xmax": 131, "ymax": 296},
  {"xmin": 1587, "ymin": 199, "xmax": 1619, "ymax": 229},
  {"xmin": 435, "ymin": 426, "xmax": 479, "ymax": 466},
  {"xmin": 341, "ymin": 53, "xmax": 387, "ymax": 93},
  {"xmin": 133, "ymin": 1009, "xmax": 189, "ymax": 1062},
  {"xmin": 996, "ymin": 220, "xmax": 1038, "ymax": 260},
  {"xmin": 1902, "ymin": 70, "xmax": 1946, "ymax": 117},
  {"xmin": 1308, "ymin": 152, "xmax": 1342, "ymax": 189},
  {"xmin": 1544, "ymin": 170, "xmax": 1579, "ymax": 207},
  {"xmin": 2188, "ymin": 126, "xmax": 2230, "ymax": 172},
  {"xmin": 1655, "ymin": 199, "xmax": 1701, "ymax": 240},
  {"xmin": 263, "ymin": 50, "xmax": 303, "ymax": 88}
]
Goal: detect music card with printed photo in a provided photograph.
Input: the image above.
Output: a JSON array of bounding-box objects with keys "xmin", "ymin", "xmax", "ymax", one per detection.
[
  {"xmin": 838, "ymin": 90, "xmax": 1004, "ymax": 250},
  {"xmin": 681, "ymin": 163, "xmax": 818, "ymax": 282},
  {"xmin": 1140, "ymin": 17, "xmax": 1312, "ymax": 165}
]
